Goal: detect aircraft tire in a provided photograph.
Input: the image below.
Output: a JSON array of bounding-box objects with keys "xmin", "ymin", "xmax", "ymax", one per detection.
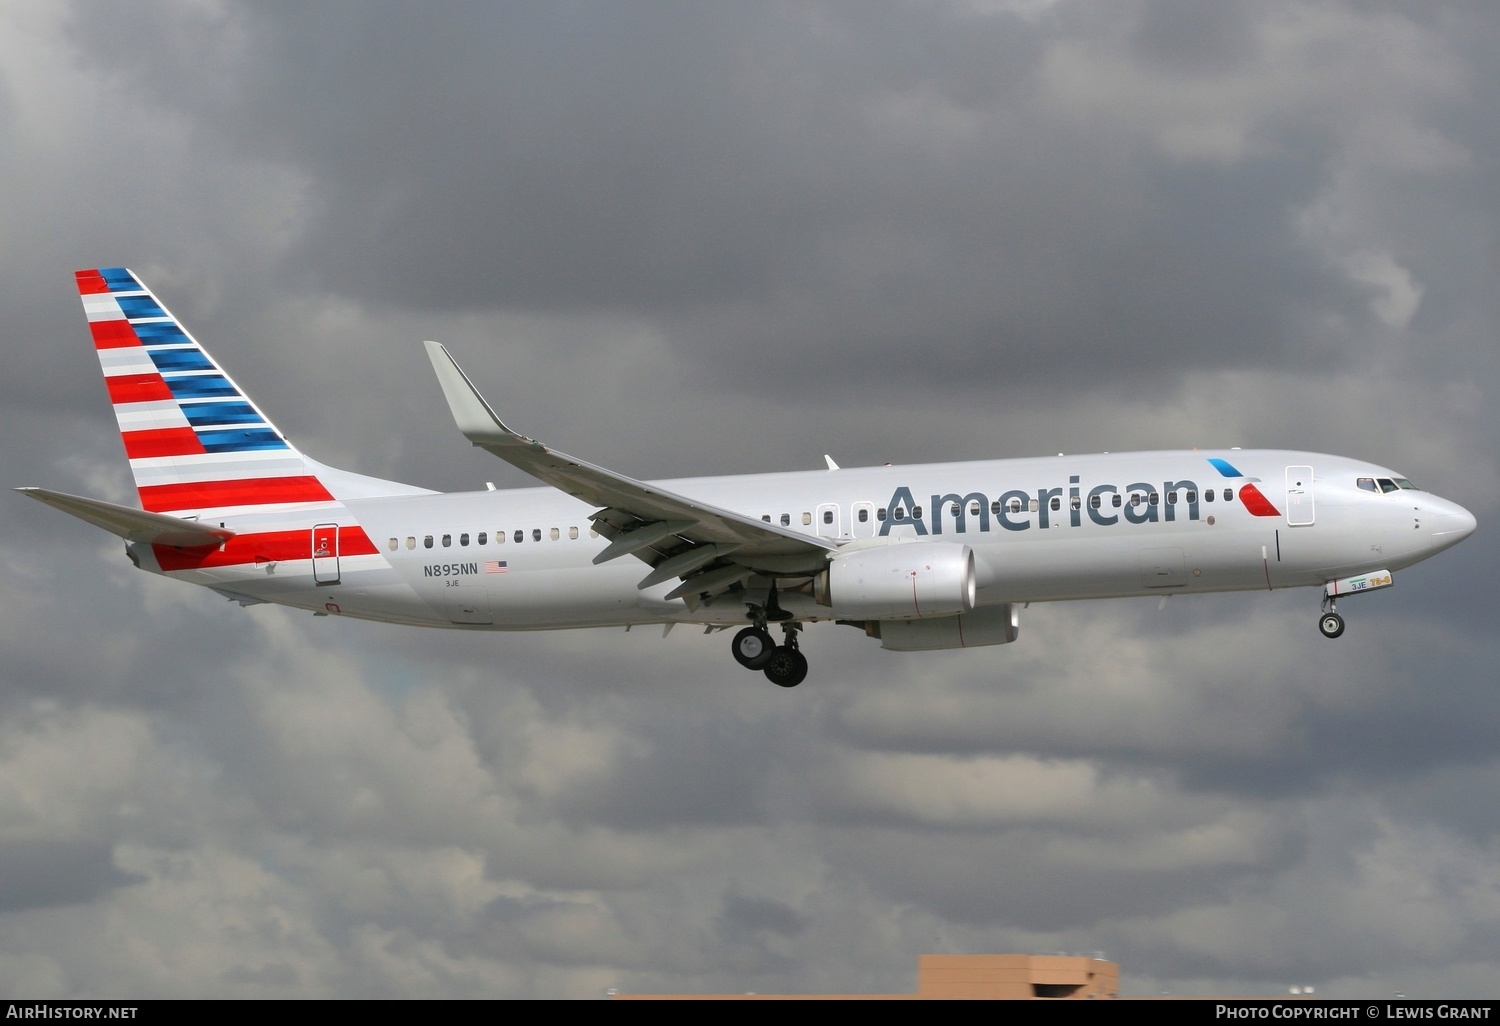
[
  {"xmin": 763, "ymin": 646, "xmax": 808, "ymax": 688},
  {"xmin": 732, "ymin": 626, "xmax": 777, "ymax": 670},
  {"xmin": 1319, "ymin": 612, "xmax": 1345, "ymax": 639}
]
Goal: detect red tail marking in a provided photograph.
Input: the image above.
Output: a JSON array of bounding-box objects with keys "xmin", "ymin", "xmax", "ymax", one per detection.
[
  {"xmin": 75, "ymin": 270, "xmax": 110, "ymax": 295},
  {"xmin": 90, "ymin": 320, "xmax": 139, "ymax": 349},
  {"xmin": 153, "ymin": 527, "xmax": 380, "ymax": 572},
  {"xmin": 122, "ymin": 427, "xmax": 207, "ymax": 460},
  {"xmin": 105, "ymin": 373, "xmax": 175, "ymax": 405},
  {"xmin": 138, "ymin": 476, "xmax": 335, "ymax": 513}
]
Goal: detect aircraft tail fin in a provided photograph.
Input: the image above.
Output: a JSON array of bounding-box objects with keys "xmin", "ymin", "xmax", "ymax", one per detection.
[{"xmin": 76, "ymin": 267, "xmax": 429, "ymax": 518}]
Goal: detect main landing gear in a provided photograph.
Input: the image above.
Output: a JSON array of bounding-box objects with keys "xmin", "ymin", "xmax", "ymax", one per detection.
[{"xmin": 731, "ymin": 585, "xmax": 808, "ymax": 687}]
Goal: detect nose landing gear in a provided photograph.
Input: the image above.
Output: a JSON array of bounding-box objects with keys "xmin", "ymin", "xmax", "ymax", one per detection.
[{"xmin": 1319, "ymin": 595, "xmax": 1345, "ymax": 639}]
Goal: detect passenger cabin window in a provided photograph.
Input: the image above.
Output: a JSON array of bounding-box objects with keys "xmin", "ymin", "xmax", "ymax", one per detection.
[
  {"xmin": 1090, "ymin": 495, "xmax": 1102, "ymax": 509},
  {"xmin": 893, "ymin": 507, "xmax": 907, "ymax": 521},
  {"xmin": 970, "ymin": 501, "xmax": 982, "ymax": 517},
  {"xmin": 532, "ymin": 528, "xmax": 542, "ymax": 542},
  {"xmin": 858, "ymin": 508, "xmax": 869, "ymax": 523},
  {"xmin": 406, "ymin": 536, "xmax": 416, "ymax": 549},
  {"xmin": 1148, "ymin": 492, "xmax": 1159, "ymax": 506},
  {"xmin": 514, "ymin": 530, "xmax": 523, "ymax": 543},
  {"xmin": 1050, "ymin": 496, "xmax": 1061, "ymax": 512},
  {"xmin": 1008, "ymin": 498, "xmax": 1022, "ymax": 514},
  {"xmin": 877, "ymin": 508, "xmax": 887, "ymax": 521},
  {"xmin": 569, "ymin": 527, "xmax": 579, "ymax": 540},
  {"xmin": 442, "ymin": 534, "xmax": 452, "ymax": 547},
  {"xmin": 424, "ymin": 535, "xmax": 434, "ymax": 549},
  {"xmin": 1112, "ymin": 494, "xmax": 1122, "ymax": 508},
  {"xmin": 762, "ymin": 514, "xmax": 771, "ymax": 522},
  {"xmin": 823, "ymin": 510, "xmax": 834, "ymax": 525},
  {"xmin": 1223, "ymin": 488, "xmax": 1232, "ymax": 501},
  {"xmin": 478, "ymin": 532, "xmax": 487, "ymax": 545},
  {"xmin": 549, "ymin": 527, "xmax": 560, "ymax": 541},
  {"xmin": 388, "ymin": 537, "xmax": 398, "ymax": 551},
  {"xmin": 780, "ymin": 513, "xmax": 791, "ymax": 526},
  {"xmin": 802, "ymin": 512, "xmax": 812, "ymax": 526},
  {"xmin": 459, "ymin": 533, "xmax": 469, "ymax": 546}
]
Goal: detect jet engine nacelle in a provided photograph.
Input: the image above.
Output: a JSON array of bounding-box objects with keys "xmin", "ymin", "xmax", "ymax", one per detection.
[
  {"xmin": 875, "ymin": 603, "xmax": 1021, "ymax": 651},
  {"xmin": 814, "ymin": 542, "xmax": 976, "ymax": 619}
]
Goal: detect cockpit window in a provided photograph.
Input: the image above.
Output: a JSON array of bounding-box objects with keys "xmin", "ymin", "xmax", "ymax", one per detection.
[
  {"xmin": 1378, "ymin": 478, "xmax": 1398, "ymax": 493},
  {"xmin": 1392, "ymin": 477, "xmax": 1417, "ymax": 490},
  {"xmin": 1357, "ymin": 478, "xmax": 1378, "ymax": 493}
]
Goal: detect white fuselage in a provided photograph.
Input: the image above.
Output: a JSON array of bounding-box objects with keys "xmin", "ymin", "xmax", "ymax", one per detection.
[{"xmin": 137, "ymin": 449, "xmax": 1475, "ymax": 632}]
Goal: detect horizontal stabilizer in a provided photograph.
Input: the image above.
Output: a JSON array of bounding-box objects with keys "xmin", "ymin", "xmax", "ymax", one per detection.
[{"xmin": 17, "ymin": 487, "xmax": 235, "ymax": 548}]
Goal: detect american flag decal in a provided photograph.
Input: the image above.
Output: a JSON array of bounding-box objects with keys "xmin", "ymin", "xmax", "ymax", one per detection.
[{"xmin": 484, "ymin": 560, "xmax": 508, "ymax": 574}]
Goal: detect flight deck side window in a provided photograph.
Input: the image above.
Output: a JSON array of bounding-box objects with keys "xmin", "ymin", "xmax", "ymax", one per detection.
[{"xmin": 1358, "ymin": 478, "xmax": 1378, "ymax": 493}]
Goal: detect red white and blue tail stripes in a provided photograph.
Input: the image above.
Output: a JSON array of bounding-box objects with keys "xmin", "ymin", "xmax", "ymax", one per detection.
[{"xmin": 78, "ymin": 267, "xmax": 339, "ymax": 518}]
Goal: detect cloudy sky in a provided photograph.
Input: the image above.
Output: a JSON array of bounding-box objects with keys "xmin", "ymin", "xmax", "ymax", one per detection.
[{"xmin": 2, "ymin": 0, "xmax": 1497, "ymax": 999}]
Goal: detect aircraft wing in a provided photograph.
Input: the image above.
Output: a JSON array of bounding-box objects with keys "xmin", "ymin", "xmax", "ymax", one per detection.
[
  {"xmin": 424, "ymin": 342, "xmax": 835, "ymax": 603},
  {"xmin": 17, "ymin": 487, "xmax": 236, "ymax": 548}
]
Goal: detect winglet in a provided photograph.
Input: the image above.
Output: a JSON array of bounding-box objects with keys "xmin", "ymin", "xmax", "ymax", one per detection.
[{"xmin": 422, "ymin": 340, "xmax": 526, "ymax": 449}]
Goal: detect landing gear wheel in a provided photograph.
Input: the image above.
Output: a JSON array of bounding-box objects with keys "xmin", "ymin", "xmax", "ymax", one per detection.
[
  {"xmin": 762, "ymin": 646, "xmax": 808, "ymax": 688},
  {"xmin": 1319, "ymin": 612, "xmax": 1345, "ymax": 639},
  {"xmin": 731, "ymin": 626, "xmax": 776, "ymax": 670}
]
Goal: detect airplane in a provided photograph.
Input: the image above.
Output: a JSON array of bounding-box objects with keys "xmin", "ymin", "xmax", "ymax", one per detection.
[{"xmin": 19, "ymin": 267, "xmax": 1478, "ymax": 687}]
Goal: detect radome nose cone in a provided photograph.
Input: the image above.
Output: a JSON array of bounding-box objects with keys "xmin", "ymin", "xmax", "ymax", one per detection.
[{"xmin": 1432, "ymin": 504, "xmax": 1477, "ymax": 541}]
